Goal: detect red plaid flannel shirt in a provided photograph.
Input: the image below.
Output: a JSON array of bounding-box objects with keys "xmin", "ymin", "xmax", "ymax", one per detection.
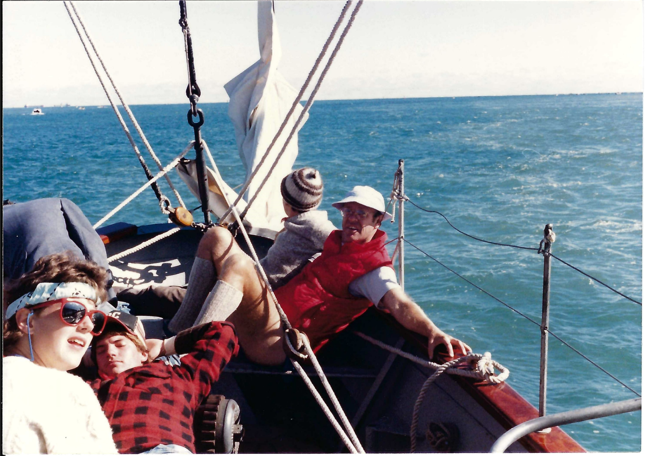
[{"xmin": 88, "ymin": 321, "xmax": 239, "ymax": 454}]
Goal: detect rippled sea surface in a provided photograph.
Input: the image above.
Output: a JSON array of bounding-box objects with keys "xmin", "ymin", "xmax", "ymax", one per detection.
[{"xmin": 3, "ymin": 93, "xmax": 642, "ymax": 451}]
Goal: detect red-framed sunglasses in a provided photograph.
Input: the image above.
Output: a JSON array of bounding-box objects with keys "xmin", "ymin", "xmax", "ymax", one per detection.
[{"xmin": 29, "ymin": 298, "xmax": 107, "ymax": 336}]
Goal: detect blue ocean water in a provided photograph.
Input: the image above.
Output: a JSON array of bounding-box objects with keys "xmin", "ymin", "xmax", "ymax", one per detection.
[{"xmin": 3, "ymin": 94, "xmax": 642, "ymax": 452}]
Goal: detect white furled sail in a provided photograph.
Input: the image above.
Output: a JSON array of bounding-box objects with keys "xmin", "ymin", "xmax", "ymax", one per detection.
[
  {"xmin": 225, "ymin": 0, "xmax": 308, "ymax": 230},
  {"xmin": 177, "ymin": 0, "xmax": 307, "ymax": 238}
]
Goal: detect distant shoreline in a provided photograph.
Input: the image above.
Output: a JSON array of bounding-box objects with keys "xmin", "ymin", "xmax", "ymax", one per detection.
[{"xmin": 3, "ymin": 92, "xmax": 642, "ymax": 110}]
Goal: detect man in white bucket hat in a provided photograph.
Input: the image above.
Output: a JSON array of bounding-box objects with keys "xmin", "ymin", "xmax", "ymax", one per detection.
[{"xmin": 159, "ymin": 181, "xmax": 470, "ymax": 366}]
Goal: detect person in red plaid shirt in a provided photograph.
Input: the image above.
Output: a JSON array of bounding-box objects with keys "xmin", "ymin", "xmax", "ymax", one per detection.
[{"xmin": 87, "ymin": 311, "xmax": 239, "ymax": 454}]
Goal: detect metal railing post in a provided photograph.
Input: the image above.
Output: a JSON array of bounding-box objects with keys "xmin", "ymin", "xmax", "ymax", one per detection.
[
  {"xmin": 398, "ymin": 159, "xmax": 405, "ymax": 290},
  {"xmin": 538, "ymin": 224, "xmax": 555, "ymax": 417}
]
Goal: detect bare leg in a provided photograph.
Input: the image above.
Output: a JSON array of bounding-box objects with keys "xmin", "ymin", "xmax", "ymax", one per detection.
[{"xmin": 195, "ymin": 226, "xmax": 286, "ymax": 365}]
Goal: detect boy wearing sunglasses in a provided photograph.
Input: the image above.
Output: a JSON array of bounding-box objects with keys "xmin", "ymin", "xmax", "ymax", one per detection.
[{"xmin": 87, "ymin": 311, "xmax": 239, "ymax": 454}]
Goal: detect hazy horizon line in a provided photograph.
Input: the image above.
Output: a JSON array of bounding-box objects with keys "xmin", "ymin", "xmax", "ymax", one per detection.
[{"xmin": 5, "ymin": 91, "xmax": 642, "ymax": 109}]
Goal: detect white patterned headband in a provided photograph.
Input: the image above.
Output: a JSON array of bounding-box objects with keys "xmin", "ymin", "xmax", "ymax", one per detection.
[{"xmin": 5, "ymin": 282, "xmax": 99, "ymax": 320}]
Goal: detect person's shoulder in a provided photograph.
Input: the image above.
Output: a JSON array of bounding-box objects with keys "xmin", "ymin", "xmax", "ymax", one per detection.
[{"xmin": 4, "ymin": 357, "xmax": 94, "ymax": 398}]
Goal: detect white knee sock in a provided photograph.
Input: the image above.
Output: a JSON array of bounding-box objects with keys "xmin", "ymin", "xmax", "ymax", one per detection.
[
  {"xmin": 169, "ymin": 257, "xmax": 217, "ymax": 333},
  {"xmin": 195, "ymin": 280, "xmax": 243, "ymax": 325}
]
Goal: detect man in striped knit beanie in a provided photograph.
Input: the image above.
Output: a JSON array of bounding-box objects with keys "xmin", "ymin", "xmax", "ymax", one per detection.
[{"xmin": 166, "ymin": 167, "xmax": 336, "ymax": 335}]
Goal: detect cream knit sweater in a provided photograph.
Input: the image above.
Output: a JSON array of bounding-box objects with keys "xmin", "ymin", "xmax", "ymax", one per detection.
[{"xmin": 3, "ymin": 356, "xmax": 117, "ymax": 454}]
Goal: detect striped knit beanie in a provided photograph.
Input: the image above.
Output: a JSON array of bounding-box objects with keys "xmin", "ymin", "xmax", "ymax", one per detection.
[{"xmin": 280, "ymin": 167, "xmax": 324, "ymax": 212}]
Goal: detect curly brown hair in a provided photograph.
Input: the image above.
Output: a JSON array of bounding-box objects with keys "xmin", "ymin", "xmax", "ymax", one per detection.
[{"xmin": 3, "ymin": 252, "xmax": 109, "ymax": 350}]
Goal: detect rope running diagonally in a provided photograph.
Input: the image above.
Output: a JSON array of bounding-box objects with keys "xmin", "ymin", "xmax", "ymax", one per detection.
[
  {"xmin": 550, "ymin": 253, "xmax": 642, "ymax": 306},
  {"xmin": 402, "ymin": 238, "xmax": 640, "ymax": 397},
  {"xmin": 238, "ymin": 0, "xmax": 364, "ymax": 222},
  {"xmin": 406, "ymin": 197, "xmax": 641, "ymax": 305},
  {"xmin": 353, "ymin": 332, "xmax": 509, "ymax": 383},
  {"xmin": 220, "ymin": 0, "xmax": 358, "ymax": 223},
  {"xmin": 107, "ymin": 228, "xmax": 182, "ymax": 264},
  {"xmin": 404, "ymin": 239, "xmax": 542, "ymax": 327},
  {"xmin": 66, "ymin": 2, "xmax": 186, "ymax": 210},
  {"xmin": 200, "ymin": 141, "xmax": 365, "ymax": 453},
  {"xmin": 63, "ymin": 2, "xmax": 165, "ymax": 205},
  {"xmin": 93, "ymin": 143, "xmax": 193, "ymax": 229}
]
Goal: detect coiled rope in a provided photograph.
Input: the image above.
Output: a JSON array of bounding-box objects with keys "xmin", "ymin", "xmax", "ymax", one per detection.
[
  {"xmin": 221, "ymin": 0, "xmax": 363, "ymax": 223},
  {"xmin": 353, "ymin": 332, "xmax": 509, "ymax": 453},
  {"xmin": 64, "ymin": 1, "xmax": 186, "ymax": 211},
  {"xmin": 403, "ymin": 236, "xmax": 640, "ymax": 397},
  {"xmin": 354, "ymin": 332, "xmax": 509, "ymax": 383}
]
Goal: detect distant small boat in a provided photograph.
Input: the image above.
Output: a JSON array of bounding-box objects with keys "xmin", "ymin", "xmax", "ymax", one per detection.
[
  {"xmin": 31, "ymin": 108, "xmax": 44, "ymax": 115},
  {"xmin": 78, "ymin": 106, "xmax": 86, "ymax": 110}
]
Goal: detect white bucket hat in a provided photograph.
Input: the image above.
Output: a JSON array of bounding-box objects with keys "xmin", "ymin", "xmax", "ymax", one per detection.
[{"xmin": 332, "ymin": 186, "xmax": 392, "ymax": 221}]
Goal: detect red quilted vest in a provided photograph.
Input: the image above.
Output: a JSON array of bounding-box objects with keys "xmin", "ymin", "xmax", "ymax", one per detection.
[{"xmin": 275, "ymin": 229, "xmax": 393, "ymax": 352}]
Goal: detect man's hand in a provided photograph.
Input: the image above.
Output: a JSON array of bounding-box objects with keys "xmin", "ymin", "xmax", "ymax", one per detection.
[
  {"xmin": 427, "ymin": 327, "xmax": 471, "ymax": 360},
  {"xmin": 145, "ymin": 338, "xmax": 164, "ymax": 362},
  {"xmin": 379, "ymin": 287, "xmax": 472, "ymax": 361}
]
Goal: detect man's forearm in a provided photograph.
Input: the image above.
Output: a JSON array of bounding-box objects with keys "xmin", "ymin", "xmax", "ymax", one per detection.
[{"xmin": 380, "ymin": 288, "xmax": 437, "ymax": 338}]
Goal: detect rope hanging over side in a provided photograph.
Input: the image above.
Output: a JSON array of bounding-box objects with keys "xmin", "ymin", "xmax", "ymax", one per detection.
[
  {"xmin": 64, "ymin": 1, "xmax": 186, "ymax": 211},
  {"xmin": 352, "ymin": 332, "xmax": 509, "ymax": 453}
]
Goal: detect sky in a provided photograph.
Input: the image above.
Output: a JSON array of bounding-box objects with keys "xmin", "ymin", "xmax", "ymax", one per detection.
[{"xmin": 3, "ymin": 1, "xmax": 643, "ymax": 108}]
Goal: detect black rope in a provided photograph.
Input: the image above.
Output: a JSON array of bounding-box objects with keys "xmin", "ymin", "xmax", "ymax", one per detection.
[
  {"xmin": 406, "ymin": 198, "xmax": 641, "ymax": 306},
  {"xmin": 550, "ymin": 254, "xmax": 642, "ymax": 306},
  {"xmin": 403, "ymin": 239, "xmax": 541, "ymax": 328},
  {"xmin": 403, "ymin": 238, "xmax": 640, "ymax": 397},
  {"xmin": 406, "ymin": 198, "xmax": 538, "ymax": 251},
  {"xmin": 545, "ymin": 329, "xmax": 641, "ymax": 397}
]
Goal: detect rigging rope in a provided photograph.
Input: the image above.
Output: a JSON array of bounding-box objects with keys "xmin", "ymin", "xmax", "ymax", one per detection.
[
  {"xmin": 354, "ymin": 332, "xmax": 509, "ymax": 383},
  {"xmin": 406, "ymin": 198, "xmax": 537, "ymax": 251},
  {"xmin": 107, "ymin": 228, "xmax": 182, "ymax": 264},
  {"xmin": 239, "ymin": 0, "xmax": 364, "ymax": 221},
  {"xmin": 550, "ymin": 254, "xmax": 642, "ymax": 306},
  {"xmin": 93, "ymin": 143, "xmax": 193, "ymax": 229},
  {"xmin": 220, "ymin": 0, "xmax": 360, "ymax": 223},
  {"xmin": 402, "ymin": 238, "xmax": 640, "ymax": 397},
  {"xmin": 406, "ymin": 197, "xmax": 641, "ymax": 305},
  {"xmin": 65, "ymin": 2, "xmax": 186, "ymax": 210},
  {"xmin": 200, "ymin": 141, "xmax": 364, "ymax": 452},
  {"xmin": 404, "ymin": 239, "xmax": 542, "ymax": 327}
]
